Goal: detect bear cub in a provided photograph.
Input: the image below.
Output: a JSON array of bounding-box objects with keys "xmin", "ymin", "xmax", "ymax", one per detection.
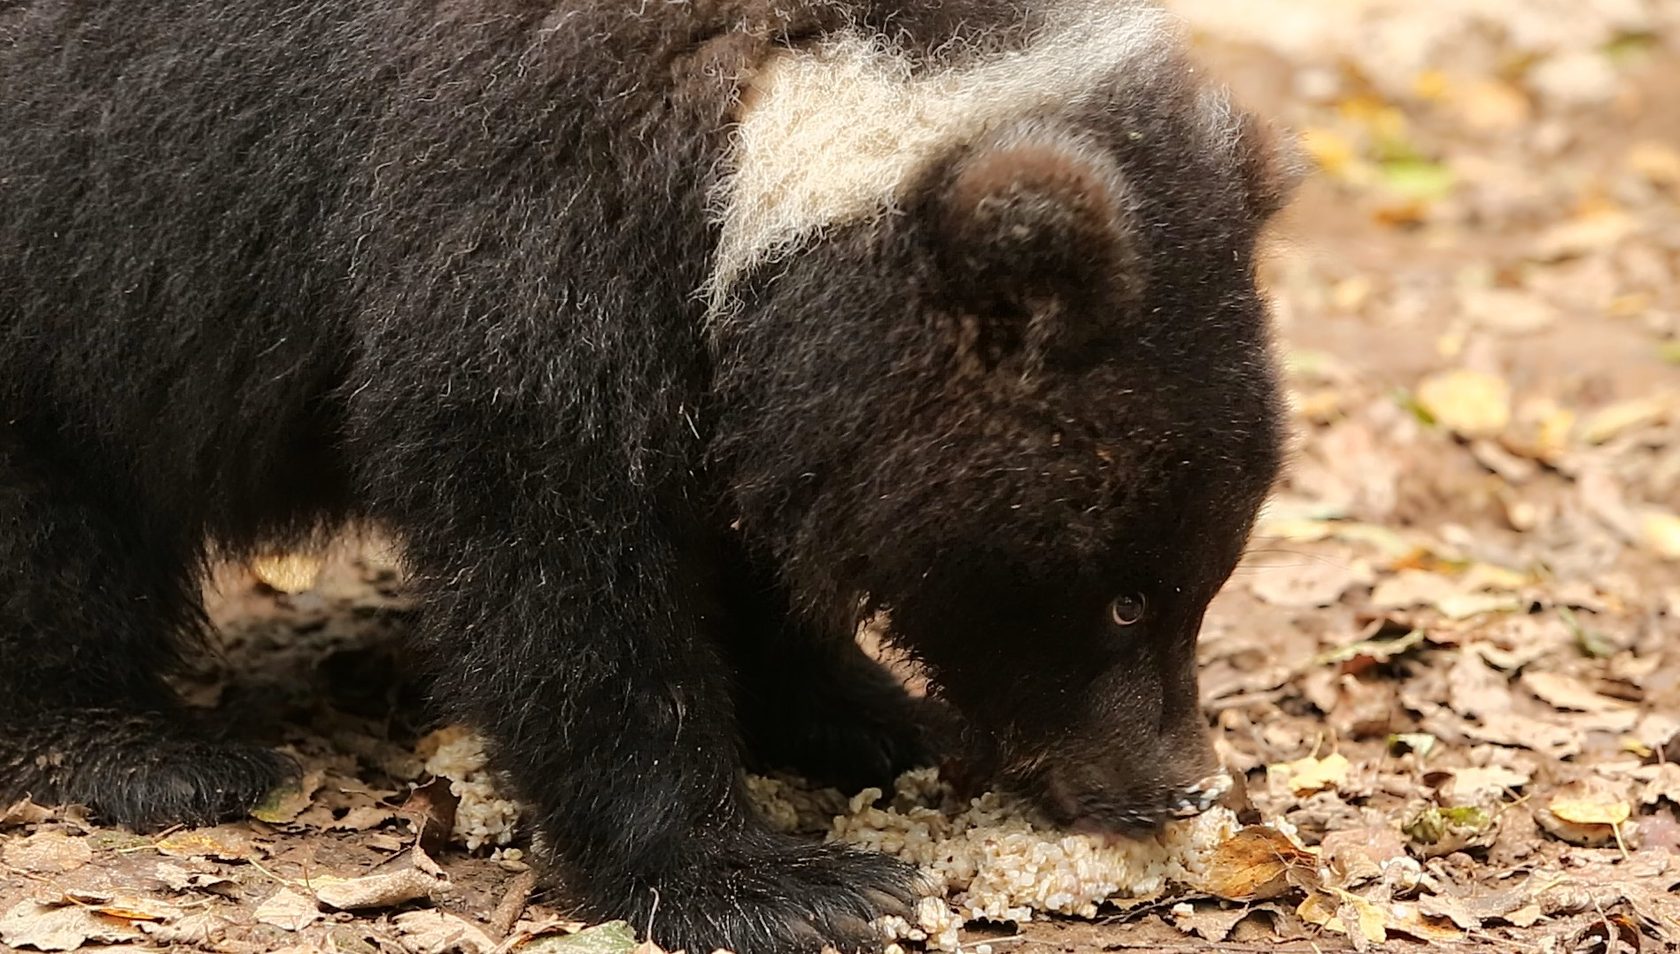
[{"xmin": 0, "ymin": 0, "xmax": 1293, "ymax": 951}]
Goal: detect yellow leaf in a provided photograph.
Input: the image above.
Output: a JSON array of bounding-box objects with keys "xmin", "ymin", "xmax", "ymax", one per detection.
[
  {"xmin": 1637, "ymin": 510, "xmax": 1680, "ymax": 560},
  {"xmin": 1297, "ymin": 889, "xmax": 1388, "ymax": 943},
  {"xmin": 1549, "ymin": 797, "xmax": 1629, "ymax": 826},
  {"xmin": 1343, "ymin": 891, "xmax": 1390, "ymax": 944},
  {"xmin": 1576, "ymin": 395, "xmax": 1673, "ymax": 444},
  {"xmin": 1411, "ymin": 69, "xmax": 1451, "ymax": 101},
  {"xmin": 1627, "ymin": 141, "xmax": 1680, "ymax": 186},
  {"xmin": 1299, "ymin": 127, "xmax": 1358, "ymax": 177},
  {"xmin": 1270, "ymin": 753, "xmax": 1351, "ymax": 795},
  {"xmin": 1415, "ymin": 369, "xmax": 1511, "ymax": 439}
]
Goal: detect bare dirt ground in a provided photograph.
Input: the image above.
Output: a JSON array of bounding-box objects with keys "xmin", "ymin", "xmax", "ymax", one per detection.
[{"xmin": 4, "ymin": 2, "xmax": 1679, "ymax": 953}]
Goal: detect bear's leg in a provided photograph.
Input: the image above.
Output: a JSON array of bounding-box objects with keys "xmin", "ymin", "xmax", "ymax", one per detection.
[
  {"xmin": 717, "ymin": 543, "xmax": 931, "ymax": 794},
  {"xmin": 0, "ymin": 443, "xmax": 293, "ymax": 827},
  {"xmin": 392, "ymin": 498, "xmax": 917, "ymax": 952}
]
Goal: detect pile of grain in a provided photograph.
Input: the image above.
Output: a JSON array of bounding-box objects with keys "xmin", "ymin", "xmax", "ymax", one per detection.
[
  {"xmin": 753, "ymin": 769, "xmax": 1238, "ymax": 951},
  {"xmin": 413, "ymin": 727, "xmax": 522, "ymax": 853},
  {"xmin": 420, "ymin": 730, "xmax": 1236, "ymax": 950}
]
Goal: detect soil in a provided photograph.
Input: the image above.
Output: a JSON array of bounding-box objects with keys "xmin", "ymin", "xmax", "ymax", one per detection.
[{"xmin": 3, "ymin": 2, "xmax": 1678, "ymax": 953}]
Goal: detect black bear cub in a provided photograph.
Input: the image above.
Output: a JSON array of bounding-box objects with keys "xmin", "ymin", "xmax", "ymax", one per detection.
[{"xmin": 0, "ymin": 0, "xmax": 1292, "ymax": 950}]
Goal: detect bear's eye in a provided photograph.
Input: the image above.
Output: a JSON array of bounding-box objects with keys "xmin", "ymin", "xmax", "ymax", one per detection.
[{"xmin": 1108, "ymin": 593, "xmax": 1147, "ymax": 627}]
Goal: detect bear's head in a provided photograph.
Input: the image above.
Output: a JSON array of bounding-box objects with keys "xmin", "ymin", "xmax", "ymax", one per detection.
[{"xmin": 711, "ymin": 12, "xmax": 1296, "ymax": 832}]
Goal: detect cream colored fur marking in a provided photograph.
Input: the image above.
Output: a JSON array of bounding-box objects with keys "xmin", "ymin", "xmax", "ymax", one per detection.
[{"xmin": 706, "ymin": 1, "xmax": 1174, "ymax": 312}]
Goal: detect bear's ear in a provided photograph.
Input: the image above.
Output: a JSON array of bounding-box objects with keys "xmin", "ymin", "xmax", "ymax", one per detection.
[
  {"xmin": 932, "ymin": 129, "xmax": 1145, "ymax": 323},
  {"xmin": 1232, "ymin": 111, "xmax": 1305, "ymax": 222}
]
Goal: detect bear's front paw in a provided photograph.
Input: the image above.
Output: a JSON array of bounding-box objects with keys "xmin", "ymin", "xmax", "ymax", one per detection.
[
  {"xmin": 1, "ymin": 710, "xmax": 296, "ymax": 830},
  {"xmin": 590, "ymin": 827, "xmax": 921, "ymax": 954}
]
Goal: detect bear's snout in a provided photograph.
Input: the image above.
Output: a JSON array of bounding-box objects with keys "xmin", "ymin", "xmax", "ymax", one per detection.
[{"xmin": 1025, "ymin": 723, "xmax": 1225, "ymax": 835}]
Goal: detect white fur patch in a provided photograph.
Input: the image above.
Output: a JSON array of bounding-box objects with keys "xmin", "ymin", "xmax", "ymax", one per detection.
[{"xmin": 704, "ymin": 1, "xmax": 1176, "ymax": 312}]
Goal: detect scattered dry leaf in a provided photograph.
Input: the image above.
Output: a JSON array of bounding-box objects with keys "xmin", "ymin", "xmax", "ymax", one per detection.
[
  {"xmin": 1202, "ymin": 826, "xmax": 1318, "ymax": 901},
  {"xmin": 155, "ymin": 827, "xmax": 261, "ymax": 862},
  {"xmin": 1, "ymin": 831, "xmax": 92, "ymax": 874},
  {"xmin": 0, "ymin": 900, "xmax": 145, "ymax": 952},
  {"xmin": 253, "ymin": 888, "xmax": 322, "ymax": 932},
  {"xmin": 0, "ymin": 799, "xmax": 56, "ymax": 830},
  {"xmin": 392, "ymin": 909, "xmax": 497, "ymax": 954}
]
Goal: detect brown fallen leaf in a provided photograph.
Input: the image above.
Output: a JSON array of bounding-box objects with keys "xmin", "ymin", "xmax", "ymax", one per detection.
[
  {"xmin": 2, "ymin": 830, "xmax": 92, "ymax": 874},
  {"xmin": 0, "ymin": 899, "xmax": 146, "ymax": 952},
  {"xmin": 401, "ymin": 776, "xmax": 461, "ymax": 856},
  {"xmin": 1635, "ymin": 762, "xmax": 1680, "ymax": 807},
  {"xmin": 328, "ymin": 804, "xmax": 399, "ymax": 832},
  {"xmin": 1575, "ymin": 395, "xmax": 1673, "ymax": 445},
  {"xmin": 1201, "ymin": 826, "xmax": 1319, "ymax": 901},
  {"xmin": 392, "ymin": 909, "xmax": 497, "ymax": 954},
  {"xmin": 0, "ymin": 799, "xmax": 56, "ymax": 830},
  {"xmin": 85, "ymin": 896, "xmax": 179, "ymax": 923},
  {"xmin": 155, "ymin": 826, "xmax": 261, "ymax": 862},
  {"xmin": 253, "ymin": 887, "xmax": 321, "ymax": 932},
  {"xmin": 152, "ymin": 861, "xmax": 241, "ymax": 898},
  {"xmin": 1444, "ymin": 765, "xmax": 1531, "ymax": 800},
  {"xmin": 1167, "ymin": 900, "xmax": 1259, "ymax": 942},
  {"xmin": 1459, "ymin": 712, "xmax": 1582, "ymax": 759},
  {"xmin": 139, "ymin": 910, "xmax": 232, "ymax": 946},
  {"xmin": 1319, "ymin": 826, "xmax": 1408, "ymax": 888},
  {"xmin": 1418, "ymin": 891, "xmax": 1481, "ymax": 930},
  {"xmin": 1383, "ymin": 901, "xmax": 1469, "ymax": 942},
  {"xmin": 517, "ymin": 920, "xmax": 640, "ymax": 954},
  {"xmin": 1248, "ymin": 559, "xmax": 1373, "ymax": 608},
  {"xmin": 1521, "ymin": 671, "xmax": 1634, "ymax": 714},
  {"xmin": 313, "ymin": 850, "xmax": 445, "ymax": 911}
]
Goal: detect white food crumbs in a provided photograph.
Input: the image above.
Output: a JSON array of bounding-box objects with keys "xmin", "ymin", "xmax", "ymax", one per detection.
[
  {"xmin": 413, "ymin": 727, "xmax": 522, "ymax": 853},
  {"xmin": 757, "ymin": 767, "xmax": 1240, "ymax": 950},
  {"xmin": 414, "ymin": 731, "xmax": 1239, "ymax": 950}
]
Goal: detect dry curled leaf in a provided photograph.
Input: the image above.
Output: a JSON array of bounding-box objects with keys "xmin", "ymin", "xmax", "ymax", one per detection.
[
  {"xmin": 313, "ymin": 849, "xmax": 446, "ymax": 910},
  {"xmin": 1202, "ymin": 826, "xmax": 1318, "ymax": 901},
  {"xmin": 0, "ymin": 799, "xmax": 56, "ymax": 830}
]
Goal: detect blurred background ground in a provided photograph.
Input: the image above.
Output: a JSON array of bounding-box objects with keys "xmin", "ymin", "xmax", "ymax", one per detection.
[{"xmin": 3, "ymin": 2, "xmax": 1679, "ymax": 952}]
